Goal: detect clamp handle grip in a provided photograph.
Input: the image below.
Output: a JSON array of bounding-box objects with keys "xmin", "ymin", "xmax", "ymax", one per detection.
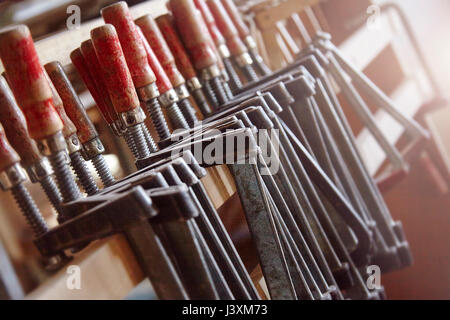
[
  {"xmin": 0, "ymin": 122, "xmax": 20, "ymax": 172},
  {"xmin": 0, "ymin": 25, "xmax": 63, "ymax": 140},
  {"xmin": 155, "ymin": 14, "xmax": 197, "ymax": 81},
  {"xmin": 78, "ymin": 41, "xmax": 119, "ymax": 125},
  {"xmin": 207, "ymin": 0, "xmax": 247, "ymax": 56},
  {"xmin": 194, "ymin": 0, "xmax": 226, "ymax": 47},
  {"xmin": 136, "ymin": 14, "xmax": 185, "ymax": 88},
  {"xmin": 136, "ymin": 26, "xmax": 173, "ymax": 95},
  {"xmin": 220, "ymin": 0, "xmax": 250, "ymax": 38},
  {"xmin": 90, "ymin": 24, "xmax": 140, "ymax": 114},
  {"xmin": 169, "ymin": 0, "xmax": 217, "ymax": 70},
  {"xmin": 45, "ymin": 61, "xmax": 98, "ymax": 144},
  {"xmin": 43, "ymin": 69, "xmax": 77, "ymax": 138},
  {"xmin": 101, "ymin": 1, "xmax": 156, "ymax": 89},
  {"xmin": 0, "ymin": 76, "xmax": 41, "ymax": 166}
]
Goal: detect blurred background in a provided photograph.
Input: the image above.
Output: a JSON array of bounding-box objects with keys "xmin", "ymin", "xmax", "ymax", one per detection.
[{"xmin": 0, "ymin": 0, "xmax": 449, "ymax": 299}]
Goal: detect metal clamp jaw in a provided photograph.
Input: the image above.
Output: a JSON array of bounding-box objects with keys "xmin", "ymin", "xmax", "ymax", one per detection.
[{"xmin": 0, "ymin": 163, "xmax": 27, "ymax": 191}]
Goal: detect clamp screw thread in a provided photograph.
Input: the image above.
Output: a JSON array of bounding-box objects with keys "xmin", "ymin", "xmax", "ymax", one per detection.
[
  {"xmin": 249, "ymin": 49, "xmax": 271, "ymax": 76},
  {"xmin": 11, "ymin": 184, "xmax": 48, "ymax": 236},
  {"xmin": 141, "ymin": 124, "xmax": 158, "ymax": 153},
  {"xmin": 146, "ymin": 98, "xmax": 171, "ymax": 140},
  {"xmin": 69, "ymin": 151, "xmax": 98, "ymax": 196},
  {"xmin": 49, "ymin": 151, "xmax": 81, "ymax": 203},
  {"xmin": 178, "ymin": 98, "xmax": 199, "ymax": 128},
  {"xmin": 223, "ymin": 58, "xmax": 242, "ymax": 92},
  {"xmin": 39, "ymin": 175, "xmax": 63, "ymax": 215},
  {"xmin": 191, "ymin": 88, "xmax": 212, "ymax": 116},
  {"xmin": 167, "ymin": 102, "xmax": 190, "ymax": 130},
  {"xmin": 127, "ymin": 125, "xmax": 150, "ymax": 159},
  {"xmin": 91, "ymin": 154, "xmax": 116, "ymax": 187},
  {"xmin": 241, "ymin": 64, "xmax": 259, "ymax": 83},
  {"xmin": 209, "ymin": 77, "xmax": 229, "ymax": 106},
  {"xmin": 203, "ymin": 80, "xmax": 219, "ymax": 108}
]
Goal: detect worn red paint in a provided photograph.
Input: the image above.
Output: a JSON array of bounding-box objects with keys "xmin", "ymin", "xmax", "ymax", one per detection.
[
  {"xmin": 137, "ymin": 27, "xmax": 173, "ymax": 94},
  {"xmin": 102, "ymin": 2, "xmax": 156, "ymax": 89},
  {"xmin": 46, "ymin": 62, "xmax": 98, "ymax": 144},
  {"xmin": 156, "ymin": 14, "xmax": 198, "ymax": 80},
  {"xmin": 71, "ymin": 47, "xmax": 115, "ymax": 126},
  {"xmin": 79, "ymin": 41, "xmax": 119, "ymax": 124},
  {"xmin": 136, "ymin": 15, "xmax": 185, "ymax": 88},
  {"xmin": 194, "ymin": 0, "xmax": 226, "ymax": 47},
  {"xmin": 0, "ymin": 77, "xmax": 42, "ymax": 166},
  {"xmin": 220, "ymin": 0, "xmax": 250, "ymax": 38},
  {"xmin": 91, "ymin": 25, "xmax": 140, "ymax": 114},
  {"xmin": 207, "ymin": 0, "xmax": 247, "ymax": 56},
  {"xmin": 0, "ymin": 123, "xmax": 20, "ymax": 171},
  {"xmin": 0, "ymin": 26, "xmax": 63, "ymax": 140},
  {"xmin": 169, "ymin": 0, "xmax": 217, "ymax": 69}
]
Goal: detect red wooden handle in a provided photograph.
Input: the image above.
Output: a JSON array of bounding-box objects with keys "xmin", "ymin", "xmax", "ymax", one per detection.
[
  {"xmin": 136, "ymin": 14, "xmax": 185, "ymax": 88},
  {"xmin": 45, "ymin": 61, "xmax": 98, "ymax": 144},
  {"xmin": 155, "ymin": 14, "xmax": 197, "ymax": 80},
  {"xmin": 169, "ymin": 0, "xmax": 217, "ymax": 70},
  {"xmin": 101, "ymin": 1, "xmax": 156, "ymax": 89},
  {"xmin": 220, "ymin": 0, "xmax": 250, "ymax": 38},
  {"xmin": 194, "ymin": 0, "xmax": 226, "ymax": 47},
  {"xmin": 0, "ymin": 122, "xmax": 20, "ymax": 172},
  {"xmin": 136, "ymin": 26, "xmax": 173, "ymax": 95},
  {"xmin": 0, "ymin": 75, "xmax": 41, "ymax": 166},
  {"xmin": 207, "ymin": 0, "xmax": 247, "ymax": 56},
  {"xmin": 90, "ymin": 24, "xmax": 140, "ymax": 114},
  {"xmin": 0, "ymin": 25, "xmax": 63, "ymax": 140}
]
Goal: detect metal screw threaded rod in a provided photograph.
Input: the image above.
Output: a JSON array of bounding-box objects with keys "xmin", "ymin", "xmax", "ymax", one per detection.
[
  {"xmin": 91, "ymin": 154, "xmax": 115, "ymax": 187},
  {"xmin": 39, "ymin": 175, "xmax": 64, "ymax": 215},
  {"xmin": 146, "ymin": 98, "xmax": 171, "ymax": 140},
  {"xmin": 127, "ymin": 125, "xmax": 150, "ymax": 159},
  {"xmin": 203, "ymin": 81, "xmax": 219, "ymax": 108},
  {"xmin": 49, "ymin": 151, "xmax": 81, "ymax": 203},
  {"xmin": 69, "ymin": 151, "xmax": 98, "ymax": 195},
  {"xmin": 167, "ymin": 102, "xmax": 190, "ymax": 130},
  {"xmin": 222, "ymin": 80, "xmax": 234, "ymax": 100},
  {"xmin": 191, "ymin": 88, "xmax": 212, "ymax": 116},
  {"xmin": 241, "ymin": 64, "xmax": 259, "ymax": 83},
  {"xmin": 123, "ymin": 131, "xmax": 138, "ymax": 159},
  {"xmin": 223, "ymin": 58, "xmax": 242, "ymax": 92},
  {"xmin": 209, "ymin": 77, "xmax": 229, "ymax": 106},
  {"xmin": 249, "ymin": 49, "xmax": 271, "ymax": 76},
  {"xmin": 141, "ymin": 124, "xmax": 158, "ymax": 153},
  {"xmin": 11, "ymin": 184, "xmax": 48, "ymax": 236},
  {"xmin": 178, "ymin": 98, "xmax": 199, "ymax": 128}
]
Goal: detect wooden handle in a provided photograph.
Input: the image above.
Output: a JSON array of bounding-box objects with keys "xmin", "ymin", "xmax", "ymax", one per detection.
[
  {"xmin": 155, "ymin": 14, "xmax": 197, "ymax": 80},
  {"xmin": 169, "ymin": 0, "xmax": 217, "ymax": 70},
  {"xmin": 220, "ymin": 0, "xmax": 250, "ymax": 38},
  {"xmin": 44, "ymin": 69, "xmax": 77, "ymax": 138},
  {"xmin": 136, "ymin": 26, "xmax": 173, "ymax": 95},
  {"xmin": 71, "ymin": 47, "xmax": 115, "ymax": 126},
  {"xmin": 78, "ymin": 41, "xmax": 120, "ymax": 125},
  {"xmin": 0, "ymin": 76, "xmax": 41, "ymax": 166},
  {"xmin": 45, "ymin": 61, "xmax": 98, "ymax": 144},
  {"xmin": 0, "ymin": 25, "xmax": 63, "ymax": 140},
  {"xmin": 136, "ymin": 14, "xmax": 185, "ymax": 88},
  {"xmin": 194, "ymin": 0, "xmax": 226, "ymax": 47},
  {"xmin": 207, "ymin": 0, "xmax": 247, "ymax": 56},
  {"xmin": 0, "ymin": 122, "xmax": 20, "ymax": 172},
  {"xmin": 91, "ymin": 25, "xmax": 140, "ymax": 114},
  {"xmin": 101, "ymin": 1, "xmax": 156, "ymax": 89}
]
